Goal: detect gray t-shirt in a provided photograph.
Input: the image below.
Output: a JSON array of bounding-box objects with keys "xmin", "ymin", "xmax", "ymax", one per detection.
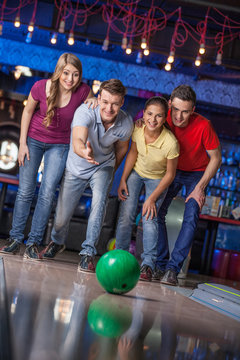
[{"xmin": 66, "ymin": 104, "xmax": 133, "ymax": 179}]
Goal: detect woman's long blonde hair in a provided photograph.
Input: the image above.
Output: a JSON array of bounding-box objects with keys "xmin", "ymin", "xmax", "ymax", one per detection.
[{"xmin": 43, "ymin": 53, "xmax": 82, "ymax": 128}]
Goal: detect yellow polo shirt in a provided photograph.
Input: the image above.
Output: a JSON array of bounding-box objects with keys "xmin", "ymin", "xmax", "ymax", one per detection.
[{"xmin": 132, "ymin": 125, "xmax": 179, "ymax": 179}]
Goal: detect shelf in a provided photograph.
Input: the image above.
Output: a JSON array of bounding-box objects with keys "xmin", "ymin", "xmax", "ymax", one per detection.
[{"xmin": 207, "ymin": 185, "xmax": 240, "ymax": 193}]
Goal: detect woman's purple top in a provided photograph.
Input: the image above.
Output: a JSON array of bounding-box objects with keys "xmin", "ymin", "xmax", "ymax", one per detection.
[{"xmin": 28, "ymin": 79, "xmax": 90, "ymax": 144}]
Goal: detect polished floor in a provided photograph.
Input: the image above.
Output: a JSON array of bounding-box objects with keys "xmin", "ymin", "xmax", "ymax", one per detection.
[{"xmin": 1, "ymin": 242, "xmax": 240, "ymax": 360}]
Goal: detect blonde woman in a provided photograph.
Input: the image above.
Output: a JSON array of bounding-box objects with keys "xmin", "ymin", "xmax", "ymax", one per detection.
[{"xmin": 0, "ymin": 53, "xmax": 96, "ymax": 260}]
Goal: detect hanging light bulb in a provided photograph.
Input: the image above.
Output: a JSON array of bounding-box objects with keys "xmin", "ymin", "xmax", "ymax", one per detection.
[
  {"xmin": 167, "ymin": 50, "xmax": 175, "ymax": 64},
  {"xmin": 23, "ymin": 99, "xmax": 28, "ymax": 106},
  {"xmin": 136, "ymin": 51, "xmax": 143, "ymax": 64},
  {"xmin": 121, "ymin": 36, "xmax": 127, "ymax": 50},
  {"xmin": 102, "ymin": 37, "xmax": 109, "ymax": 51},
  {"xmin": 195, "ymin": 55, "xmax": 201, "ymax": 67},
  {"xmin": 25, "ymin": 31, "xmax": 32, "ymax": 44},
  {"xmin": 143, "ymin": 46, "xmax": 149, "ymax": 56},
  {"xmin": 92, "ymin": 80, "xmax": 101, "ymax": 94},
  {"xmin": 50, "ymin": 33, "xmax": 57, "ymax": 45},
  {"xmin": 164, "ymin": 62, "xmax": 171, "ymax": 71},
  {"xmin": 199, "ymin": 43, "xmax": 205, "ymax": 55},
  {"xmin": 14, "ymin": 15, "xmax": 21, "ymax": 28},
  {"xmin": 126, "ymin": 43, "xmax": 132, "ymax": 55},
  {"xmin": 215, "ymin": 52, "xmax": 222, "ymax": 65},
  {"xmin": 140, "ymin": 37, "xmax": 147, "ymax": 49},
  {"xmin": 68, "ymin": 31, "xmax": 74, "ymax": 46},
  {"xmin": 14, "ymin": 67, "xmax": 22, "ymax": 80},
  {"xmin": 28, "ymin": 21, "xmax": 34, "ymax": 32},
  {"xmin": 58, "ymin": 19, "xmax": 65, "ymax": 33},
  {"xmin": 0, "ymin": 23, "xmax": 3, "ymax": 36}
]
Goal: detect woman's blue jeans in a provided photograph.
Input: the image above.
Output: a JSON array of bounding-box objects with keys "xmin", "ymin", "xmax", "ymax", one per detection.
[
  {"xmin": 10, "ymin": 137, "xmax": 69, "ymax": 246},
  {"xmin": 156, "ymin": 170, "xmax": 204, "ymax": 273},
  {"xmin": 115, "ymin": 170, "xmax": 167, "ymax": 271},
  {"xmin": 51, "ymin": 166, "xmax": 114, "ymax": 256}
]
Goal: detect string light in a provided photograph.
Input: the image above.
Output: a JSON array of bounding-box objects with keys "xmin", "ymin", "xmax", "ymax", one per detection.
[
  {"xmin": 143, "ymin": 46, "xmax": 150, "ymax": 56},
  {"xmin": 50, "ymin": 33, "xmax": 57, "ymax": 44},
  {"xmin": 164, "ymin": 62, "xmax": 171, "ymax": 71},
  {"xmin": 102, "ymin": 37, "xmax": 109, "ymax": 51},
  {"xmin": 216, "ymin": 52, "xmax": 222, "ymax": 65},
  {"xmin": 195, "ymin": 55, "xmax": 201, "ymax": 67},
  {"xmin": 199, "ymin": 43, "xmax": 205, "ymax": 55},
  {"xmin": 92, "ymin": 80, "xmax": 101, "ymax": 94},
  {"xmin": 121, "ymin": 35, "xmax": 127, "ymax": 50},
  {"xmin": 28, "ymin": 21, "xmax": 34, "ymax": 32},
  {"xmin": 58, "ymin": 19, "xmax": 65, "ymax": 33},
  {"xmin": 14, "ymin": 67, "xmax": 21, "ymax": 80},
  {"xmin": 140, "ymin": 37, "xmax": 147, "ymax": 49},
  {"xmin": 0, "ymin": 2, "xmax": 239, "ymax": 69},
  {"xmin": 126, "ymin": 43, "xmax": 132, "ymax": 55},
  {"xmin": 167, "ymin": 50, "xmax": 175, "ymax": 64},
  {"xmin": 14, "ymin": 15, "xmax": 20, "ymax": 28},
  {"xmin": 68, "ymin": 31, "xmax": 74, "ymax": 46}
]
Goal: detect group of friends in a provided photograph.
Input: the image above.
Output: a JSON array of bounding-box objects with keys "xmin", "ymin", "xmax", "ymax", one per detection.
[{"xmin": 0, "ymin": 53, "xmax": 222, "ymax": 286}]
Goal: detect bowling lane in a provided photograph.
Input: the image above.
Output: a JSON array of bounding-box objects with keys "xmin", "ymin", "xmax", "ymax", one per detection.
[{"xmin": 1, "ymin": 252, "xmax": 240, "ymax": 360}]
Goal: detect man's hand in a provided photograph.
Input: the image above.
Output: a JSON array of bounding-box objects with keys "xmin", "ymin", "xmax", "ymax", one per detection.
[
  {"xmin": 82, "ymin": 141, "xmax": 99, "ymax": 165},
  {"xmin": 118, "ymin": 179, "xmax": 128, "ymax": 201},
  {"xmin": 186, "ymin": 186, "xmax": 205, "ymax": 210},
  {"xmin": 135, "ymin": 118, "xmax": 144, "ymax": 128},
  {"xmin": 142, "ymin": 197, "xmax": 157, "ymax": 220}
]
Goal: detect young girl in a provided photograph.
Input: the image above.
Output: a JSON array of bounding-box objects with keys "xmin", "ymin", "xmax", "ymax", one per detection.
[
  {"xmin": 0, "ymin": 53, "xmax": 96, "ymax": 260},
  {"xmin": 115, "ymin": 96, "xmax": 179, "ymax": 281}
]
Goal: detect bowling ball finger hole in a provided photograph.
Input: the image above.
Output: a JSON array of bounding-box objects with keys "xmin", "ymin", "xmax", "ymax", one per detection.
[{"xmin": 122, "ymin": 284, "xmax": 127, "ymax": 288}]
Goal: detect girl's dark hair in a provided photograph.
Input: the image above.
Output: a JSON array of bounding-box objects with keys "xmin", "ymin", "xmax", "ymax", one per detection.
[{"xmin": 144, "ymin": 96, "xmax": 168, "ymax": 117}]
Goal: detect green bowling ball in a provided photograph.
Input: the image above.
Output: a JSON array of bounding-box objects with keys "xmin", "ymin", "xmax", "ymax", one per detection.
[
  {"xmin": 88, "ymin": 294, "xmax": 132, "ymax": 338},
  {"xmin": 96, "ymin": 250, "xmax": 140, "ymax": 294}
]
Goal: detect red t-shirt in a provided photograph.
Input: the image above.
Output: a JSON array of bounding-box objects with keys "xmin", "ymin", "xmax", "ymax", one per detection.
[
  {"xmin": 167, "ymin": 110, "xmax": 220, "ymax": 171},
  {"xmin": 28, "ymin": 79, "xmax": 90, "ymax": 144}
]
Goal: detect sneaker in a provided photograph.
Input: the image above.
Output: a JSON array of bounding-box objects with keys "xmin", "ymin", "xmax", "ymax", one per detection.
[
  {"xmin": 139, "ymin": 265, "xmax": 152, "ymax": 282},
  {"xmin": 160, "ymin": 269, "xmax": 178, "ymax": 286},
  {"xmin": 152, "ymin": 267, "xmax": 165, "ymax": 282},
  {"xmin": 78, "ymin": 255, "xmax": 95, "ymax": 273},
  {"xmin": 41, "ymin": 241, "xmax": 65, "ymax": 260},
  {"xmin": 23, "ymin": 244, "xmax": 42, "ymax": 261},
  {"xmin": 0, "ymin": 239, "xmax": 20, "ymax": 255}
]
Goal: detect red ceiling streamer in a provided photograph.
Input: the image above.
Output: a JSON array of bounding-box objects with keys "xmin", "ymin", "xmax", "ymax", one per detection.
[{"xmin": 1, "ymin": 0, "xmax": 239, "ymax": 63}]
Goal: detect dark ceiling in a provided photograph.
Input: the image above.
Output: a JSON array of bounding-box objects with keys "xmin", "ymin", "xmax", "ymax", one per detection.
[{"xmin": 0, "ymin": 0, "xmax": 240, "ymax": 84}]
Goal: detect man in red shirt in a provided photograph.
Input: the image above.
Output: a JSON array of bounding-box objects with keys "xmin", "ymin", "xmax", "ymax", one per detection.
[{"xmin": 155, "ymin": 85, "xmax": 222, "ymax": 286}]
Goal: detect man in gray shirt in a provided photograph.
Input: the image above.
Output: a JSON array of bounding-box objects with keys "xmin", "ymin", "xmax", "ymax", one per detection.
[{"xmin": 41, "ymin": 79, "xmax": 133, "ymax": 272}]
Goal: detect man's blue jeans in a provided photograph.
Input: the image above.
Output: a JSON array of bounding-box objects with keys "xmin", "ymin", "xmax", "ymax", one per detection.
[
  {"xmin": 51, "ymin": 166, "xmax": 114, "ymax": 256},
  {"xmin": 156, "ymin": 170, "xmax": 204, "ymax": 273},
  {"xmin": 115, "ymin": 170, "xmax": 167, "ymax": 271},
  {"xmin": 10, "ymin": 137, "xmax": 69, "ymax": 246}
]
